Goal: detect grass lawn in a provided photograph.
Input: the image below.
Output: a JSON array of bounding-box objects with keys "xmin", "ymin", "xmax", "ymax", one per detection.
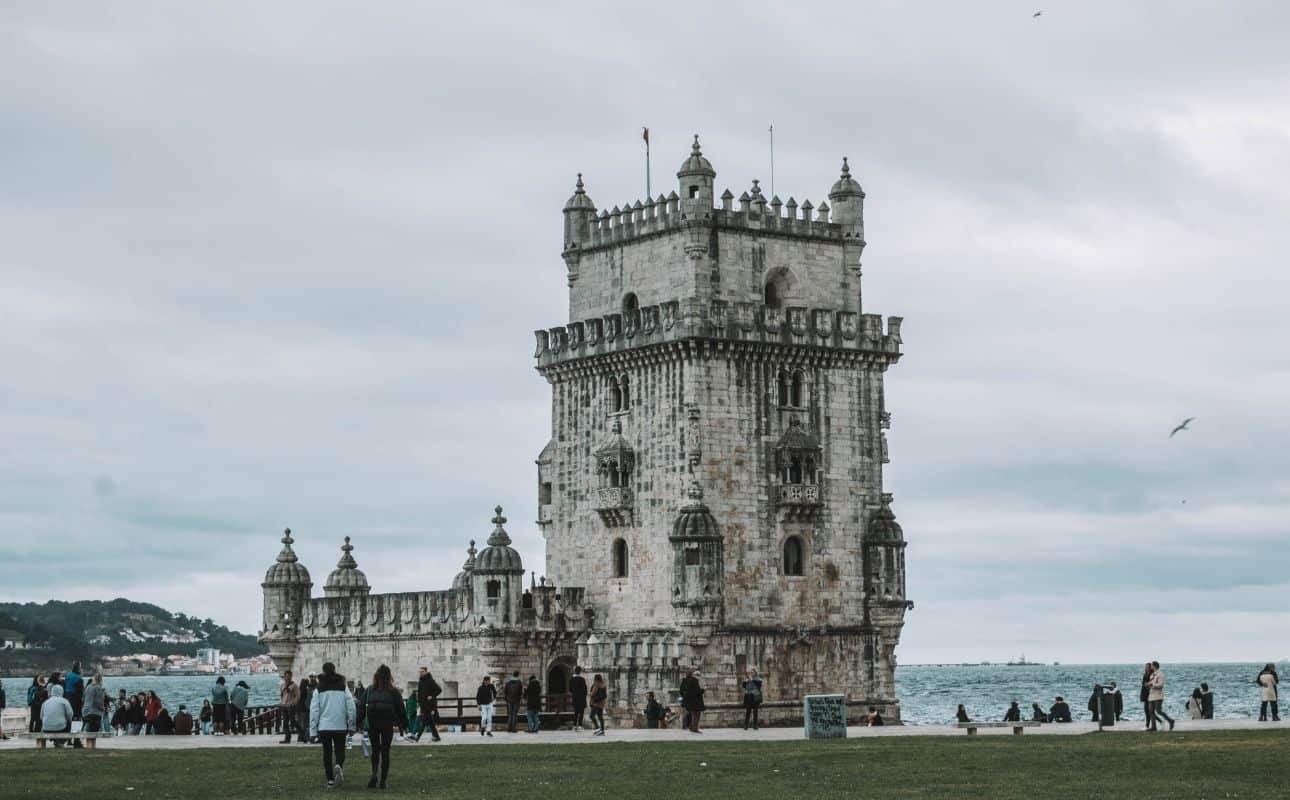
[{"xmin": 2, "ymin": 729, "xmax": 1288, "ymax": 799}]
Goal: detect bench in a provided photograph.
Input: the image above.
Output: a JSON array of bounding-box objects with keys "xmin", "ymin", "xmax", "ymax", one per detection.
[
  {"xmin": 957, "ymin": 721, "xmax": 1040, "ymax": 735},
  {"xmin": 18, "ymin": 731, "xmax": 113, "ymax": 749}
]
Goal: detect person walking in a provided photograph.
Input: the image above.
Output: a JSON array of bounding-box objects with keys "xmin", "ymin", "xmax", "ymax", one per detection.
[
  {"xmin": 503, "ymin": 671, "xmax": 524, "ymax": 733},
  {"xmin": 363, "ymin": 664, "xmax": 406, "ymax": 790},
  {"xmin": 1186, "ymin": 688, "xmax": 1204, "ymax": 720},
  {"xmin": 82, "ymin": 675, "xmax": 107, "ymax": 736},
  {"xmin": 679, "ymin": 668, "xmax": 704, "ymax": 733},
  {"xmin": 279, "ymin": 670, "xmax": 301, "ymax": 744},
  {"xmin": 569, "ymin": 666, "xmax": 588, "ymax": 730},
  {"xmin": 199, "ymin": 700, "xmax": 214, "ymax": 735},
  {"xmin": 412, "ymin": 666, "xmax": 442, "ymax": 743},
  {"xmin": 1257, "ymin": 664, "xmax": 1280, "ymax": 722},
  {"xmin": 310, "ymin": 662, "xmax": 357, "ymax": 788},
  {"xmin": 1147, "ymin": 661, "xmax": 1175, "ymax": 731},
  {"xmin": 39, "ymin": 684, "xmax": 74, "ymax": 748},
  {"xmin": 230, "ymin": 680, "xmax": 250, "ymax": 735},
  {"xmin": 525, "ymin": 675, "xmax": 542, "ymax": 733},
  {"xmin": 1139, "ymin": 663, "xmax": 1153, "ymax": 729},
  {"xmin": 1199, "ymin": 683, "xmax": 1214, "ymax": 720},
  {"xmin": 742, "ymin": 669, "xmax": 763, "ymax": 731},
  {"xmin": 211, "ymin": 677, "xmax": 230, "ymax": 736},
  {"xmin": 474, "ymin": 675, "xmax": 497, "ymax": 737},
  {"xmin": 27, "ymin": 675, "xmax": 46, "ymax": 733},
  {"xmin": 589, "ymin": 674, "xmax": 608, "ymax": 736}
]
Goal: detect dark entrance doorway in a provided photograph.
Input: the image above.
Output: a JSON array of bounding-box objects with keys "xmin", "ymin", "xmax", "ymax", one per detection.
[{"xmin": 546, "ymin": 656, "xmax": 575, "ymax": 712}]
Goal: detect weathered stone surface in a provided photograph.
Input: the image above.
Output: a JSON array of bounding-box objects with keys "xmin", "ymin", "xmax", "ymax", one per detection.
[
  {"xmin": 803, "ymin": 694, "xmax": 848, "ymax": 739},
  {"xmin": 260, "ymin": 139, "xmax": 911, "ymax": 726}
]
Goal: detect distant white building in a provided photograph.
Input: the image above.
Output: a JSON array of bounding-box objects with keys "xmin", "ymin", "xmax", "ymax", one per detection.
[{"xmin": 196, "ymin": 648, "xmax": 221, "ymax": 666}]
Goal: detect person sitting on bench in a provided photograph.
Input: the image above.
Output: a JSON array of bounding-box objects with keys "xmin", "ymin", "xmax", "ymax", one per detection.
[{"xmin": 40, "ymin": 685, "xmax": 74, "ymax": 747}]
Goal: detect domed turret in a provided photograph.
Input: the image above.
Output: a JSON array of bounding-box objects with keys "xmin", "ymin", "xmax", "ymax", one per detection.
[
  {"xmin": 828, "ymin": 157, "xmax": 865, "ymax": 237},
  {"xmin": 563, "ymin": 173, "xmax": 597, "ymax": 249},
  {"xmin": 324, "ymin": 536, "xmax": 370, "ymax": 598},
  {"xmin": 474, "ymin": 506, "xmax": 524, "ymax": 574},
  {"xmin": 671, "ymin": 480, "xmax": 720, "ymax": 540},
  {"xmin": 863, "ymin": 495, "xmax": 907, "ymax": 602},
  {"xmin": 452, "ymin": 540, "xmax": 478, "ymax": 591},
  {"xmin": 670, "ymin": 480, "xmax": 724, "ymax": 622},
  {"xmin": 263, "ymin": 527, "xmax": 311, "ymax": 586},
  {"xmin": 865, "ymin": 498, "xmax": 904, "ymax": 543},
  {"xmin": 676, "ymin": 135, "xmax": 716, "ymax": 214},
  {"xmin": 472, "ymin": 507, "xmax": 524, "ymax": 627}
]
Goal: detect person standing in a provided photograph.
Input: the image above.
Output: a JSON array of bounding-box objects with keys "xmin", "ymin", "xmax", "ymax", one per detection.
[
  {"xmin": 0, "ymin": 679, "xmax": 7, "ymax": 740},
  {"xmin": 569, "ymin": 667, "xmax": 588, "ymax": 731},
  {"xmin": 742, "ymin": 669, "xmax": 763, "ymax": 731},
  {"xmin": 1186, "ymin": 688, "xmax": 1203, "ymax": 720},
  {"xmin": 211, "ymin": 677, "xmax": 230, "ymax": 736},
  {"xmin": 199, "ymin": 700, "xmax": 214, "ymax": 735},
  {"xmin": 589, "ymin": 674, "xmax": 608, "ymax": 736},
  {"xmin": 1106, "ymin": 681, "xmax": 1125, "ymax": 721},
  {"xmin": 27, "ymin": 676, "xmax": 47, "ymax": 733},
  {"xmin": 474, "ymin": 675, "xmax": 497, "ymax": 737},
  {"xmin": 1257, "ymin": 664, "xmax": 1280, "ymax": 722},
  {"xmin": 363, "ymin": 664, "xmax": 406, "ymax": 790},
  {"xmin": 1199, "ymin": 683, "xmax": 1214, "ymax": 720},
  {"xmin": 297, "ymin": 675, "xmax": 314, "ymax": 743},
  {"xmin": 63, "ymin": 662, "xmax": 84, "ymax": 724},
  {"xmin": 39, "ymin": 684, "xmax": 74, "ymax": 748},
  {"xmin": 279, "ymin": 671, "xmax": 300, "ymax": 744},
  {"xmin": 503, "ymin": 671, "xmax": 524, "ymax": 733},
  {"xmin": 1147, "ymin": 661, "xmax": 1175, "ymax": 731},
  {"xmin": 144, "ymin": 691, "xmax": 162, "ymax": 735},
  {"xmin": 525, "ymin": 675, "xmax": 542, "ymax": 733},
  {"xmin": 82, "ymin": 675, "xmax": 107, "ymax": 735},
  {"xmin": 679, "ymin": 668, "xmax": 704, "ymax": 733},
  {"xmin": 230, "ymin": 680, "xmax": 250, "ymax": 735},
  {"xmin": 412, "ymin": 666, "xmax": 442, "ymax": 743},
  {"xmin": 310, "ymin": 662, "xmax": 357, "ymax": 788},
  {"xmin": 128, "ymin": 694, "xmax": 146, "ymax": 735},
  {"xmin": 644, "ymin": 692, "xmax": 669, "ymax": 729}
]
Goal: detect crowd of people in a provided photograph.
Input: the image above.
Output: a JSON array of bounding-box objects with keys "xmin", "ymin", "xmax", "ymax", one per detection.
[{"xmin": 955, "ymin": 661, "xmax": 1281, "ymax": 730}]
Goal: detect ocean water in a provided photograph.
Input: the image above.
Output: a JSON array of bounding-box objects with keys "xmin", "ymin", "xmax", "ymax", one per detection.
[{"xmin": 4, "ymin": 662, "xmax": 1278, "ymax": 725}]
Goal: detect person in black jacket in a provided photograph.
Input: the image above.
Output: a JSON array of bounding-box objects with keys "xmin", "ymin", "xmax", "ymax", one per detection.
[
  {"xmin": 956, "ymin": 704, "xmax": 970, "ymax": 723},
  {"xmin": 364, "ymin": 665, "xmax": 406, "ymax": 790},
  {"xmin": 1140, "ymin": 662, "xmax": 1153, "ymax": 729},
  {"xmin": 475, "ymin": 676, "xmax": 497, "ymax": 737},
  {"xmin": 1049, "ymin": 697, "xmax": 1072, "ymax": 723},
  {"xmin": 412, "ymin": 667, "xmax": 442, "ymax": 743},
  {"xmin": 569, "ymin": 667, "xmax": 588, "ymax": 731},
  {"xmin": 1199, "ymin": 683, "xmax": 1214, "ymax": 720},
  {"xmin": 1003, "ymin": 701, "xmax": 1021, "ymax": 722},
  {"xmin": 525, "ymin": 675, "xmax": 542, "ymax": 733},
  {"xmin": 1030, "ymin": 703, "xmax": 1048, "ymax": 723},
  {"xmin": 296, "ymin": 676, "xmax": 313, "ymax": 744},
  {"xmin": 679, "ymin": 669, "xmax": 704, "ymax": 733}
]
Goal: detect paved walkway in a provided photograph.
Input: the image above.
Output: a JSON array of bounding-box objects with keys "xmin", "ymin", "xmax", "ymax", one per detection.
[{"xmin": 0, "ymin": 718, "xmax": 1280, "ymax": 750}]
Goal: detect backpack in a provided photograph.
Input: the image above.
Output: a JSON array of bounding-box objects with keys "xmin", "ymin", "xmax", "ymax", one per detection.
[{"xmin": 27, "ymin": 684, "xmax": 38, "ymax": 706}]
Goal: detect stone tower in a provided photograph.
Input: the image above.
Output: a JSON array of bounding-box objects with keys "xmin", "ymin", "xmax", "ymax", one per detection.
[
  {"xmin": 535, "ymin": 138, "xmax": 911, "ymax": 721},
  {"xmin": 260, "ymin": 527, "xmax": 312, "ymax": 671}
]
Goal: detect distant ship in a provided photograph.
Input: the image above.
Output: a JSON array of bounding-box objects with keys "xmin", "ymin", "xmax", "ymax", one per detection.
[{"xmin": 1007, "ymin": 654, "xmax": 1032, "ymax": 666}]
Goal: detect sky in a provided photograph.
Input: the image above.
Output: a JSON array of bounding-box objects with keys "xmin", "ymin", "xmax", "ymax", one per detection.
[{"xmin": 2, "ymin": 1, "xmax": 1288, "ymax": 666}]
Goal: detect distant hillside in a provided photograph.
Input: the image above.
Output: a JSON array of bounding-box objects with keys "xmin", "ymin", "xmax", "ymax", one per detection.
[{"xmin": 0, "ymin": 598, "xmax": 264, "ymax": 671}]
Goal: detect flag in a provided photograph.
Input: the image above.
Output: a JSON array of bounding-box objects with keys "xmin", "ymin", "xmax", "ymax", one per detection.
[{"xmin": 642, "ymin": 127, "xmax": 649, "ymax": 145}]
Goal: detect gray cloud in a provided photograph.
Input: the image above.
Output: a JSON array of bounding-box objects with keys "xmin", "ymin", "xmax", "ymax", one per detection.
[{"xmin": 2, "ymin": 1, "xmax": 1288, "ymax": 663}]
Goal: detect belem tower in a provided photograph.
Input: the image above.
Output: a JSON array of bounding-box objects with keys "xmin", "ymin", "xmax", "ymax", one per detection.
[{"xmin": 260, "ymin": 137, "xmax": 912, "ymax": 725}]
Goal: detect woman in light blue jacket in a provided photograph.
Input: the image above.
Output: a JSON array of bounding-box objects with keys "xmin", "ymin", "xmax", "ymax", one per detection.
[{"xmin": 310, "ymin": 663, "xmax": 357, "ymax": 788}]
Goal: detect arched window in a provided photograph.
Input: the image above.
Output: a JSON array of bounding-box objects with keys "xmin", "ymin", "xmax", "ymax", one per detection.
[
  {"xmin": 765, "ymin": 281, "xmax": 781, "ymax": 309},
  {"xmin": 783, "ymin": 536, "xmax": 804, "ymax": 576},
  {"xmin": 789, "ymin": 457, "xmax": 802, "ymax": 484},
  {"xmin": 610, "ymin": 378, "xmax": 623, "ymax": 413},
  {"xmin": 764, "ymin": 267, "xmax": 795, "ymax": 309},
  {"xmin": 622, "ymin": 293, "xmax": 639, "ymax": 313},
  {"xmin": 776, "ymin": 370, "xmax": 789, "ymax": 407},
  {"xmin": 620, "ymin": 374, "xmax": 630, "ymax": 411},
  {"xmin": 612, "ymin": 538, "xmax": 629, "ymax": 578},
  {"xmin": 791, "ymin": 371, "xmax": 804, "ymax": 408},
  {"xmin": 486, "ymin": 580, "xmax": 501, "ymax": 599}
]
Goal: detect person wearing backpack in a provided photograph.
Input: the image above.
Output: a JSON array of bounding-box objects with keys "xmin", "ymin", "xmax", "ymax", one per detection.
[
  {"xmin": 27, "ymin": 675, "xmax": 46, "ymax": 733},
  {"xmin": 363, "ymin": 665, "xmax": 406, "ymax": 790},
  {"xmin": 742, "ymin": 669, "xmax": 764, "ymax": 731}
]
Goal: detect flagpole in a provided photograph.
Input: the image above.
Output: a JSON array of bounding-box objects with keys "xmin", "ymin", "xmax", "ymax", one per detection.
[
  {"xmin": 769, "ymin": 124, "xmax": 775, "ymax": 198},
  {"xmin": 644, "ymin": 128, "xmax": 651, "ymax": 199}
]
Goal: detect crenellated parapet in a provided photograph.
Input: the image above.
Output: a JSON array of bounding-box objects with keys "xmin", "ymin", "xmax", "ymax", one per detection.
[{"xmin": 534, "ymin": 299, "xmax": 902, "ymax": 369}]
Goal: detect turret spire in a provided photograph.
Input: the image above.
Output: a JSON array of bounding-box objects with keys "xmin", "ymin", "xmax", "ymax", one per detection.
[
  {"xmin": 336, "ymin": 536, "xmax": 358, "ymax": 569},
  {"xmin": 487, "ymin": 506, "xmax": 512, "ymax": 547},
  {"xmin": 276, "ymin": 527, "xmax": 298, "ymax": 563}
]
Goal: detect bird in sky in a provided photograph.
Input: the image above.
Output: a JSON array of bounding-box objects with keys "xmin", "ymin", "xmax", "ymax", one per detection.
[
  {"xmin": 1169, "ymin": 417, "xmax": 1196, "ymax": 438},
  {"xmin": 1033, "ymin": 10, "xmax": 1042, "ymax": 17}
]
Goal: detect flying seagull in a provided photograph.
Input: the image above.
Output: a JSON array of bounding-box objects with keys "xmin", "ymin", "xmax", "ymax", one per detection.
[
  {"xmin": 1169, "ymin": 417, "xmax": 1195, "ymax": 438},
  {"xmin": 1033, "ymin": 10, "xmax": 1042, "ymax": 17}
]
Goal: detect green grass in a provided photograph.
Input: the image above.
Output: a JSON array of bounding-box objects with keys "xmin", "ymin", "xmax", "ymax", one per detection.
[{"xmin": 3, "ymin": 730, "xmax": 1288, "ymax": 799}]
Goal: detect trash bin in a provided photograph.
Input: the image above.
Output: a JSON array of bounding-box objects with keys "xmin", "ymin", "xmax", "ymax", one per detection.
[{"xmin": 1097, "ymin": 686, "xmax": 1116, "ymax": 728}]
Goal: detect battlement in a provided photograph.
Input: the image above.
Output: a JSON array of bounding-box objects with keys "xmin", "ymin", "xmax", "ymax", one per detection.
[{"xmin": 534, "ymin": 298, "xmax": 902, "ymax": 369}]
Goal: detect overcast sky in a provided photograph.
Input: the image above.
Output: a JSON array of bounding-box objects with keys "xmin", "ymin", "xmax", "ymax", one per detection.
[{"xmin": 3, "ymin": 2, "xmax": 1288, "ymax": 665}]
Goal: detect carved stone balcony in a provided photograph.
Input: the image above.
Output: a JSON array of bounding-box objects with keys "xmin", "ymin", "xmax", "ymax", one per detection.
[
  {"xmin": 537, "ymin": 504, "xmax": 553, "ymax": 525},
  {"xmin": 595, "ymin": 487, "xmax": 633, "ymax": 527},
  {"xmin": 776, "ymin": 483, "xmax": 820, "ymax": 519}
]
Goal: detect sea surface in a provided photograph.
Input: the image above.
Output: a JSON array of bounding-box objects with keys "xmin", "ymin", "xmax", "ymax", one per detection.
[{"xmin": 3, "ymin": 662, "xmax": 1278, "ymax": 724}]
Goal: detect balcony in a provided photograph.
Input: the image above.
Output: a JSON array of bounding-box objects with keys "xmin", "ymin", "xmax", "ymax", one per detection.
[
  {"xmin": 776, "ymin": 483, "xmax": 820, "ymax": 518},
  {"xmin": 595, "ymin": 487, "xmax": 633, "ymax": 527},
  {"xmin": 537, "ymin": 504, "xmax": 553, "ymax": 525}
]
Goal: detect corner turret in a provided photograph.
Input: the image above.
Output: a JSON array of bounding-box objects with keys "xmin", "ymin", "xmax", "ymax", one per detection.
[
  {"xmin": 472, "ymin": 506, "xmax": 525, "ymax": 627},
  {"xmin": 324, "ymin": 536, "xmax": 371, "ymax": 598},
  {"xmin": 260, "ymin": 527, "xmax": 312, "ymax": 672},
  {"xmin": 677, "ymin": 135, "xmax": 716, "ymax": 219},
  {"xmin": 562, "ymin": 173, "xmax": 597, "ymax": 249}
]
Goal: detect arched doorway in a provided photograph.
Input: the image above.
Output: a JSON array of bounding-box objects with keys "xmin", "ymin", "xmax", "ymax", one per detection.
[{"xmin": 546, "ymin": 656, "xmax": 575, "ymax": 712}]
